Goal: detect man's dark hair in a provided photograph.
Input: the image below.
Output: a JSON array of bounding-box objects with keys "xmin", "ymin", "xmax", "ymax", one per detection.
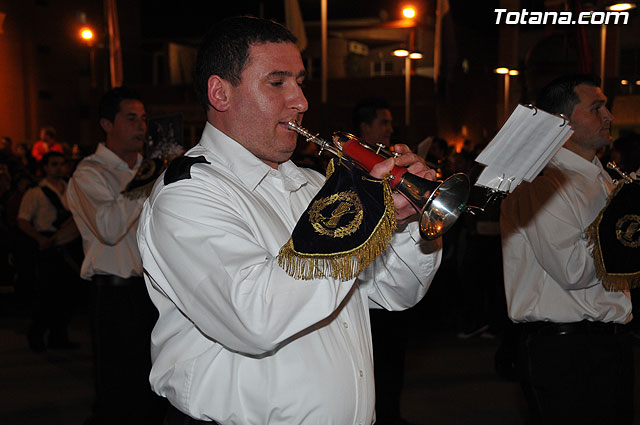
[
  {"xmin": 352, "ymin": 98, "xmax": 391, "ymax": 134},
  {"xmin": 99, "ymin": 86, "xmax": 143, "ymax": 122},
  {"xmin": 42, "ymin": 151, "xmax": 64, "ymax": 167},
  {"xmin": 536, "ymin": 74, "xmax": 601, "ymax": 117},
  {"xmin": 195, "ymin": 16, "xmax": 297, "ymax": 109}
]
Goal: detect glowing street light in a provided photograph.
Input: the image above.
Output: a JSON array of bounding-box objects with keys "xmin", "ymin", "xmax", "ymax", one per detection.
[
  {"xmin": 402, "ymin": 6, "xmax": 416, "ymax": 18},
  {"xmin": 393, "ymin": 49, "xmax": 410, "ymax": 57},
  {"xmin": 80, "ymin": 27, "xmax": 95, "ymax": 44},
  {"xmin": 408, "ymin": 51, "xmax": 423, "ymax": 60},
  {"xmin": 605, "ymin": 2, "xmax": 636, "ymax": 11}
]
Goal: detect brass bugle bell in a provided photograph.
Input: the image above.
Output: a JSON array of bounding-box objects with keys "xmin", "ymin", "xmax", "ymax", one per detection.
[{"xmin": 288, "ymin": 121, "xmax": 471, "ymax": 240}]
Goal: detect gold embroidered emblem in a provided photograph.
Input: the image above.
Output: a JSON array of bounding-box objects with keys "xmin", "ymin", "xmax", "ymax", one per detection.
[
  {"xmin": 308, "ymin": 191, "xmax": 363, "ymax": 238},
  {"xmin": 616, "ymin": 214, "xmax": 640, "ymax": 248}
]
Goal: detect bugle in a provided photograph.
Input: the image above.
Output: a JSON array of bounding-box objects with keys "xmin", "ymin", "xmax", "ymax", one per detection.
[{"xmin": 288, "ymin": 121, "xmax": 471, "ymax": 240}]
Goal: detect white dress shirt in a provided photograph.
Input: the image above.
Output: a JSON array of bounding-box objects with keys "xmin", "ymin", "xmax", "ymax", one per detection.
[
  {"xmin": 18, "ymin": 179, "xmax": 67, "ymax": 233},
  {"xmin": 66, "ymin": 143, "xmax": 144, "ymax": 280},
  {"xmin": 501, "ymin": 147, "xmax": 632, "ymax": 324},
  {"xmin": 137, "ymin": 123, "xmax": 442, "ymax": 425}
]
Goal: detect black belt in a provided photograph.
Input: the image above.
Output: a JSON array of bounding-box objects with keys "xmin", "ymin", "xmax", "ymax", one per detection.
[
  {"xmin": 92, "ymin": 274, "xmax": 142, "ymax": 287},
  {"xmin": 522, "ymin": 320, "xmax": 628, "ymax": 336},
  {"xmin": 164, "ymin": 404, "xmax": 218, "ymax": 425}
]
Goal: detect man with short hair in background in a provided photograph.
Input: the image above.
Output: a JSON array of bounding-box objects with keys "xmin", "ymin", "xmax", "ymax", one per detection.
[
  {"xmin": 501, "ymin": 74, "xmax": 634, "ymax": 425},
  {"xmin": 66, "ymin": 87, "xmax": 166, "ymax": 425},
  {"xmin": 352, "ymin": 97, "xmax": 394, "ymax": 147}
]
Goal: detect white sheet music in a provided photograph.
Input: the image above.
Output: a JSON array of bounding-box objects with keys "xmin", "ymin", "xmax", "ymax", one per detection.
[{"xmin": 475, "ymin": 104, "xmax": 573, "ymax": 193}]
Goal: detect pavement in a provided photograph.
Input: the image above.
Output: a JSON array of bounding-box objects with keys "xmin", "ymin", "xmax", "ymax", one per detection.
[{"xmin": 1, "ymin": 286, "xmax": 639, "ymax": 425}]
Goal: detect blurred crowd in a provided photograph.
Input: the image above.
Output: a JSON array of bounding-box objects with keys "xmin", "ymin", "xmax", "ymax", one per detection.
[
  {"xmin": 0, "ymin": 126, "xmax": 85, "ymax": 351},
  {"xmin": 4, "ymin": 122, "xmax": 637, "ymax": 352},
  {"xmin": 1, "ymin": 115, "xmax": 639, "ymax": 424}
]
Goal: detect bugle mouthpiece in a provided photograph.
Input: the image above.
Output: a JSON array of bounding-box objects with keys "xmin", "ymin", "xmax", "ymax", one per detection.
[{"xmin": 287, "ymin": 120, "xmax": 306, "ymax": 135}]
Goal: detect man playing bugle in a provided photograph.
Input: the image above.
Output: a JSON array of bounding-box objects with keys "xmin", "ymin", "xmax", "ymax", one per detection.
[{"xmin": 137, "ymin": 16, "xmax": 442, "ymax": 425}]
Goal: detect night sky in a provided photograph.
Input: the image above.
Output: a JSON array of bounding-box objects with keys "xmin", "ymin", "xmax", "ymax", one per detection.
[{"xmin": 141, "ymin": 0, "xmax": 404, "ymax": 39}]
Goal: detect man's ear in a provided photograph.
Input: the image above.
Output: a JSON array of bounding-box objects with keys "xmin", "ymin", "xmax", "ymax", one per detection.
[
  {"xmin": 99, "ymin": 118, "xmax": 113, "ymax": 134},
  {"xmin": 208, "ymin": 75, "xmax": 231, "ymax": 112}
]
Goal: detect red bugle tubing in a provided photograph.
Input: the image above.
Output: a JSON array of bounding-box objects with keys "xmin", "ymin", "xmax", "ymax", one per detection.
[{"xmin": 341, "ymin": 139, "xmax": 408, "ymax": 189}]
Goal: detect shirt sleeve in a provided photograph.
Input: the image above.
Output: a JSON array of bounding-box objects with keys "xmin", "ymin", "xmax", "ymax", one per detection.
[
  {"xmin": 17, "ymin": 188, "xmax": 39, "ymax": 223},
  {"xmin": 361, "ymin": 221, "xmax": 442, "ymax": 310},
  {"xmin": 140, "ymin": 179, "xmax": 359, "ymax": 356},
  {"xmin": 501, "ymin": 175, "xmax": 599, "ymax": 290},
  {"xmin": 67, "ymin": 165, "xmax": 143, "ymax": 246}
]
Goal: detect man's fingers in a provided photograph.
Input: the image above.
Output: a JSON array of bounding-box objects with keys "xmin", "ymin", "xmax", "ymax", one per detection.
[{"xmin": 369, "ymin": 157, "xmax": 395, "ymax": 179}]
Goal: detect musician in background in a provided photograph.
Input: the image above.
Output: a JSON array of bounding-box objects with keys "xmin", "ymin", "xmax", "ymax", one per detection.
[
  {"xmin": 352, "ymin": 98, "xmax": 415, "ymax": 425},
  {"xmin": 609, "ymin": 132, "xmax": 640, "ymax": 342},
  {"xmin": 17, "ymin": 151, "xmax": 80, "ymax": 352},
  {"xmin": 500, "ymin": 74, "xmax": 634, "ymax": 424},
  {"xmin": 352, "ymin": 97, "xmax": 394, "ymax": 147},
  {"xmin": 66, "ymin": 87, "xmax": 165, "ymax": 425},
  {"xmin": 137, "ymin": 16, "xmax": 442, "ymax": 425}
]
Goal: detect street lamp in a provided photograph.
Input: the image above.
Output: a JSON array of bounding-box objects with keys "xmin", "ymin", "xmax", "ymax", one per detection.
[
  {"xmin": 80, "ymin": 27, "xmax": 94, "ymax": 43},
  {"xmin": 495, "ymin": 67, "xmax": 519, "ymax": 124},
  {"xmin": 392, "ymin": 4, "xmax": 420, "ymax": 135},
  {"xmin": 393, "ymin": 48, "xmax": 423, "ymax": 130},
  {"xmin": 79, "ymin": 25, "xmax": 98, "ymax": 88},
  {"xmin": 393, "ymin": 49, "xmax": 410, "ymax": 57},
  {"xmin": 402, "ymin": 7, "xmax": 416, "ymax": 19},
  {"xmin": 598, "ymin": 2, "xmax": 636, "ymax": 88},
  {"xmin": 605, "ymin": 2, "xmax": 636, "ymax": 11}
]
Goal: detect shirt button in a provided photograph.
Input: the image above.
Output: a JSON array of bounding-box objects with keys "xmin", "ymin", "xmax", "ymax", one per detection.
[
  {"xmin": 359, "ymin": 370, "xmax": 363, "ymax": 377},
  {"xmin": 343, "ymin": 322, "xmax": 349, "ymax": 328}
]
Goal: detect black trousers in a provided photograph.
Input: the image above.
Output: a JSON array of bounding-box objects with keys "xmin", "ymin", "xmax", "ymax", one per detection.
[
  {"xmin": 89, "ymin": 274, "xmax": 167, "ymax": 425},
  {"xmin": 517, "ymin": 321, "xmax": 634, "ymax": 425},
  {"xmin": 29, "ymin": 246, "xmax": 79, "ymax": 343},
  {"xmin": 370, "ymin": 308, "xmax": 409, "ymax": 423}
]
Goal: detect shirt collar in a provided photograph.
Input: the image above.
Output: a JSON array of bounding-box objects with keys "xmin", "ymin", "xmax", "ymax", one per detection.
[
  {"xmin": 94, "ymin": 143, "xmax": 142, "ymax": 172},
  {"xmin": 551, "ymin": 147, "xmax": 607, "ymax": 180},
  {"xmin": 199, "ymin": 122, "xmax": 309, "ymax": 192}
]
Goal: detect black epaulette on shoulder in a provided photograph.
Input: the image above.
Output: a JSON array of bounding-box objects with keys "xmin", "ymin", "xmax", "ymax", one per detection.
[{"xmin": 164, "ymin": 155, "xmax": 210, "ymax": 185}]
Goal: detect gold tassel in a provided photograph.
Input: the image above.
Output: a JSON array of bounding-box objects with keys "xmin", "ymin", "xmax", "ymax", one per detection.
[
  {"xmin": 277, "ymin": 178, "xmax": 397, "ymax": 281},
  {"xmin": 585, "ymin": 182, "xmax": 640, "ymax": 291},
  {"xmin": 325, "ymin": 158, "xmax": 335, "ymax": 179}
]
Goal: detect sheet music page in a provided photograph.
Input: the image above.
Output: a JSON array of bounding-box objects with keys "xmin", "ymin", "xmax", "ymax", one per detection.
[{"xmin": 475, "ymin": 105, "xmax": 573, "ymax": 193}]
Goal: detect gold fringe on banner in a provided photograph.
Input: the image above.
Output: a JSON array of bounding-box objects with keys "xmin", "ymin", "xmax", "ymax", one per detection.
[
  {"xmin": 585, "ymin": 181, "xmax": 640, "ymax": 291},
  {"xmin": 277, "ymin": 177, "xmax": 397, "ymax": 281}
]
